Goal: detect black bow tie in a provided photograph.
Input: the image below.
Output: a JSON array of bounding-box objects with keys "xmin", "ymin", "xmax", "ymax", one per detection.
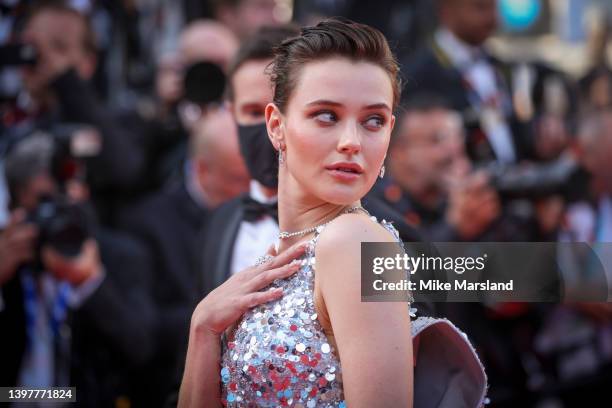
[{"xmin": 242, "ymin": 196, "xmax": 278, "ymax": 223}]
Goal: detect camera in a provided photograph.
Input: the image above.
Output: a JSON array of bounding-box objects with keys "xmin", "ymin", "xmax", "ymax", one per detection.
[
  {"xmin": 4, "ymin": 127, "xmax": 97, "ymax": 269},
  {"xmin": 27, "ymin": 195, "xmax": 92, "ymax": 259},
  {"xmin": 178, "ymin": 61, "xmax": 226, "ymax": 126},
  {"xmin": 484, "ymin": 155, "xmax": 580, "ymax": 200}
]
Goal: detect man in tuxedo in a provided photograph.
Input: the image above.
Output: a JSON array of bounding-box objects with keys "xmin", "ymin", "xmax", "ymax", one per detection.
[
  {"xmin": 198, "ymin": 26, "xmax": 296, "ymax": 296},
  {"xmin": 199, "ymin": 25, "xmax": 424, "ymax": 299},
  {"xmin": 119, "ymin": 107, "xmax": 248, "ymax": 406},
  {"xmin": 402, "ymin": 0, "xmax": 533, "ymax": 164},
  {"xmin": 0, "ymin": 134, "xmax": 155, "ymax": 407}
]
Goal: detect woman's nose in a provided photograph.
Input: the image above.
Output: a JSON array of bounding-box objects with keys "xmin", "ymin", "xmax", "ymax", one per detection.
[{"xmin": 337, "ymin": 122, "xmax": 361, "ymax": 154}]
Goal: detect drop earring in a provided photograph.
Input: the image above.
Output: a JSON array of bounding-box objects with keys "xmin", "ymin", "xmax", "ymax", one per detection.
[
  {"xmin": 379, "ymin": 165, "xmax": 385, "ymax": 179},
  {"xmin": 278, "ymin": 147, "xmax": 285, "ymax": 165}
]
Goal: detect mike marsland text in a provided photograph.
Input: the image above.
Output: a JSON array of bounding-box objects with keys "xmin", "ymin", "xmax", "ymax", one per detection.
[{"xmin": 372, "ymin": 279, "xmax": 514, "ymax": 292}]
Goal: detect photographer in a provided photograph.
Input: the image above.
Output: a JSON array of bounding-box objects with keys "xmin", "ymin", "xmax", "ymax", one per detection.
[
  {"xmin": 0, "ymin": 134, "xmax": 155, "ymax": 407},
  {"xmin": 369, "ymin": 95, "xmax": 536, "ymax": 242},
  {"xmin": 1, "ymin": 2, "xmax": 147, "ymax": 225}
]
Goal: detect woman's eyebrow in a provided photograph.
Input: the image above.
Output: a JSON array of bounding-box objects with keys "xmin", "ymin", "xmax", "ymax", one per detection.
[
  {"xmin": 305, "ymin": 99, "xmax": 342, "ymax": 107},
  {"xmin": 364, "ymin": 103, "xmax": 391, "ymax": 111},
  {"xmin": 305, "ymin": 100, "xmax": 391, "ymax": 111}
]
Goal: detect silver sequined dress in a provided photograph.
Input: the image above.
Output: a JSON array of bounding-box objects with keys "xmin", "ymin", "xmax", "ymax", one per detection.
[{"xmin": 220, "ymin": 217, "xmax": 402, "ymax": 407}]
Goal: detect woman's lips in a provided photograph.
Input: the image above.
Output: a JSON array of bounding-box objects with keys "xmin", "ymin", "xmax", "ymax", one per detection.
[{"xmin": 326, "ymin": 168, "xmax": 362, "ymax": 181}]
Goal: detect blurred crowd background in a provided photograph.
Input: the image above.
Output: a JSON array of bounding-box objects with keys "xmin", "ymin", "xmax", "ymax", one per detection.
[{"xmin": 1, "ymin": 0, "xmax": 612, "ymax": 407}]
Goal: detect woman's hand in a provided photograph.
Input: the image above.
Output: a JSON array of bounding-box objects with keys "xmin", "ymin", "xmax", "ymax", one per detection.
[
  {"xmin": 191, "ymin": 241, "xmax": 308, "ymax": 336},
  {"xmin": 179, "ymin": 241, "xmax": 308, "ymax": 408}
]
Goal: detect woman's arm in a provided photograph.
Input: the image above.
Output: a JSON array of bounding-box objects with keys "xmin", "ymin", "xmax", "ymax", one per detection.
[
  {"xmin": 178, "ymin": 321, "xmax": 223, "ymax": 408},
  {"xmin": 316, "ymin": 214, "xmax": 413, "ymax": 408}
]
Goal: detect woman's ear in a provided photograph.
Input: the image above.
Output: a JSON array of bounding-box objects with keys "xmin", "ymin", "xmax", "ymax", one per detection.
[
  {"xmin": 265, "ymin": 102, "xmax": 284, "ymax": 151},
  {"xmin": 390, "ymin": 114, "xmax": 396, "ymax": 133}
]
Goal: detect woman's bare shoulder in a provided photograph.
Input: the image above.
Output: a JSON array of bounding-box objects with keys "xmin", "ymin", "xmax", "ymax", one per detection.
[
  {"xmin": 320, "ymin": 212, "xmax": 396, "ymax": 244},
  {"xmin": 314, "ymin": 212, "xmax": 396, "ymax": 269}
]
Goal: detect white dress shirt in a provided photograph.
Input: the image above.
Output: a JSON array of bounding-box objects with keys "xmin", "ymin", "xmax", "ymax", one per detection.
[{"xmin": 230, "ymin": 181, "xmax": 280, "ymax": 276}]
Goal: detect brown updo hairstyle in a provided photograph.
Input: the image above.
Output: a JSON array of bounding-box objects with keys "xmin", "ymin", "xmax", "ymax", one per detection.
[{"xmin": 269, "ymin": 17, "xmax": 402, "ymax": 113}]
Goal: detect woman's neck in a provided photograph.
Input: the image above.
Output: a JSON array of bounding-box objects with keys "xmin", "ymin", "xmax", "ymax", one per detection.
[{"xmin": 276, "ymin": 176, "xmax": 360, "ymax": 253}]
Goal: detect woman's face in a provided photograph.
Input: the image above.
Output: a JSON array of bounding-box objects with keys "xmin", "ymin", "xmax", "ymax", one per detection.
[{"xmin": 270, "ymin": 57, "xmax": 395, "ymax": 205}]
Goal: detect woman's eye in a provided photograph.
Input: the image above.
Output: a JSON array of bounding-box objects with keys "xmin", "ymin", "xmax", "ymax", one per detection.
[
  {"xmin": 364, "ymin": 116, "xmax": 385, "ymax": 129},
  {"xmin": 314, "ymin": 111, "xmax": 337, "ymax": 124}
]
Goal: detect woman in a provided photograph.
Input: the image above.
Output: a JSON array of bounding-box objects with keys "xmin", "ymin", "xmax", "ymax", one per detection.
[{"xmin": 179, "ymin": 18, "xmax": 487, "ymax": 408}]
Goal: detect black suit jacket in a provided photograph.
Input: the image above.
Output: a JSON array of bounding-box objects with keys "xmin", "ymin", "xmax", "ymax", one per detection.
[
  {"xmin": 402, "ymin": 40, "xmax": 534, "ymax": 163},
  {"xmin": 0, "ymin": 229, "xmax": 155, "ymax": 408},
  {"xmin": 198, "ymin": 194, "xmax": 245, "ymax": 297},
  {"xmin": 121, "ymin": 182, "xmax": 208, "ymax": 309}
]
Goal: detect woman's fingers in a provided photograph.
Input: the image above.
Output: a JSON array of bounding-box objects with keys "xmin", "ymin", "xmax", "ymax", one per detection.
[
  {"xmin": 266, "ymin": 243, "xmax": 277, "ymax": 257},
  {"xmin": 247, "ymin": 261, "xmax": 301, "ymax": 291},
  {"xmin": 266, "ymin": 241, "xmax": 308, "ymax": 270},
  {"xmin": 243, "ymin": 287, "xmax": 283, "ymax": 309},
  {"xmin": 243, "ymin": 240, "xmax": 308, "ymax": 280}
]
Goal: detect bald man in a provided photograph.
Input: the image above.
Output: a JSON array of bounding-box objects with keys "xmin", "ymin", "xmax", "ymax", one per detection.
[
  {"xmin": 190, "ymin": 108, "xmax": 250, "ymax": 207},
  {"xmin": 179, "ymin": 19, "xmax": 239, "ymax": 70},
  {"xmin": 210, "ymin": 0, "xmax": 280, "ymax": 40},
  {"xmin": 119, "ymin": 107, "xmax": 248, "ymax": 406}
]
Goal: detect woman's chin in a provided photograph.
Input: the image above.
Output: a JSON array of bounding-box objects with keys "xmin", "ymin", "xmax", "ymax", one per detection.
[{"xmin": 316, "ymin": 186, "xmax": 367, "ymax": 206}]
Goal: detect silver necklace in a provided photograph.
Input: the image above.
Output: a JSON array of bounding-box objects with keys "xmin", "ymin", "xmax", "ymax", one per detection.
[{"xmin": 278, "ymin": 205, "xmax": 366, "ymax": 239}]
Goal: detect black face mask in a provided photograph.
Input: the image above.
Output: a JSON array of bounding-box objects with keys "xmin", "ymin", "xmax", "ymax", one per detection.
[{"xmin": 237, "ymin": 122, "xmax": 278, "ymax": 188}]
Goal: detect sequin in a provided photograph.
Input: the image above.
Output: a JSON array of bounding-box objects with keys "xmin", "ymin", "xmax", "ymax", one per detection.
[{"xmin": 220, "ymin": 217, "xmax": 405, "ymax": 407}]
